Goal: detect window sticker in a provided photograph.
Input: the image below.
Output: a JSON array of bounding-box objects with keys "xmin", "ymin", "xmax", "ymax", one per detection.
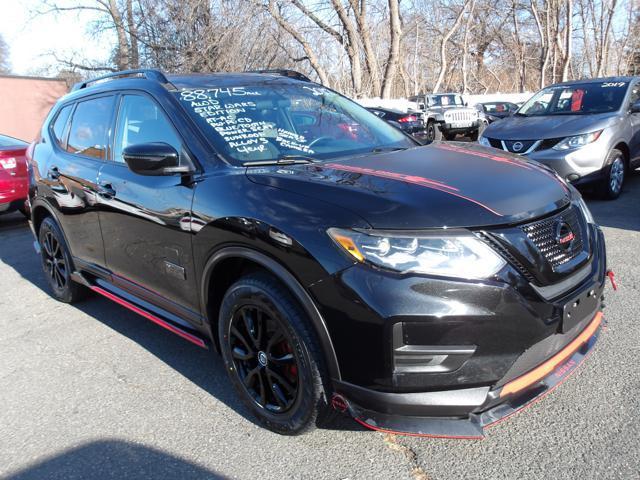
[
  {"xmin": 179, "ymin": 88, "xmax": 314, "ymax": 155},
  {"xmin": 601, "ymin": 82, "xmax": 627, "ymax": 88}
]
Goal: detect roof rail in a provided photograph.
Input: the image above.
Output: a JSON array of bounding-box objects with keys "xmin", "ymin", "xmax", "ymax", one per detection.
[
  {"xmin": 71, "ymin": 69, "xmax": 176, "ymax": 91},
  {"xmin": 247, "ymin": 69, "xmax": 313, "ymax": 83}
]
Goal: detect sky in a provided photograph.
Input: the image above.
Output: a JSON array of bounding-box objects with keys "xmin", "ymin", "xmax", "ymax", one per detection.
[{"xmin": 1, "ymin": 0, "xmax": 113, "ymax": 76}]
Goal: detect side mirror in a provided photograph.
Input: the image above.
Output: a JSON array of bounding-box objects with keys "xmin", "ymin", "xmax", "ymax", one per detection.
[
  {"xmin": 631, "ymin": 100, "xmax": 640, "ymax": 114},
  {"xmin": 122, "ymin": 142, "xmax": 188, "ymax": 176}
]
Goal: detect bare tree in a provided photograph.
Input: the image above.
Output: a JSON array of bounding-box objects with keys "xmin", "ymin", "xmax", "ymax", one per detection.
[
  {"xmin": 0, "ymin": 34, "xmax": 10, "ymax": 73},
  {"xmin": 433, "ymin": 0, "xmax": 472, "ymax": 93},
  {"xmin": 381, "ymin": 0, "xmax": 401, "ymax": 98}
]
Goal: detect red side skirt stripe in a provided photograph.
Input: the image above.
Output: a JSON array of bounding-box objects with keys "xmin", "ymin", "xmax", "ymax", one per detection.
[{"xmin": 90, "ymin": 285, "xmax": 207, "ymax": 348}]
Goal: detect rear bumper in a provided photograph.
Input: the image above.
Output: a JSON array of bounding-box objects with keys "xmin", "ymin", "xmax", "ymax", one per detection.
[
  {"xmin": 0, "ymin": 199, "xmax": 26, "ymax": 213},
  {"xmin": 335, "ymin": 311, "xmax": 603, "ymax": 438}
]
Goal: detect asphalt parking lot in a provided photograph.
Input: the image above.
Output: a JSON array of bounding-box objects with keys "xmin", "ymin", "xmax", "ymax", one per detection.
[{"xmin": 1, "ymin": 172, "xmax": 639, "ymax": 480}]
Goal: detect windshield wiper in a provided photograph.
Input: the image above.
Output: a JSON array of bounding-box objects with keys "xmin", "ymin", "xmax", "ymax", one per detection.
[
  {"xmin": 371, "ymin": 146, "xmax": 410, "ymax": 153},
  {"xmin": 243, "ymin": 155, "xmax": 318, "ymax": 167}
]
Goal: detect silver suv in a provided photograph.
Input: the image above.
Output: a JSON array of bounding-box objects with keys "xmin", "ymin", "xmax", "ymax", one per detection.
[{"xmin": 479, "ymin": 77, "xmax": 640, "ymax": 199}]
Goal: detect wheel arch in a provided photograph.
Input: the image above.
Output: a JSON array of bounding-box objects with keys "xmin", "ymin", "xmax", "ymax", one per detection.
[
  {"xmin": 201, "ymin": 246, "xmax": 341, "ymax": 381},
  {"xmin": 612, "ymin": 142, "xmax": 630, "ymax": 167}
]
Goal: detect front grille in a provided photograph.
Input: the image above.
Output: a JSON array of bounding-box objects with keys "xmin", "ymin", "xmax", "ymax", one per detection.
[
  {"xmin": 504, "ymin": 140, "xmax": 536, "ymax": 153},
  {"xmin": 444, "ymin": 110, "xmax": 476, "ymax": 123},
  {"xmin": 521, "ymin": 207, "xmax": 584, "ymax": 269},
  {"xmin": 477, "ymin": 231, "xmax": 535, "ymax": 282},
  {"xmin": 487, "ymin": 137, "xmax": 502, "ymax": 148}
]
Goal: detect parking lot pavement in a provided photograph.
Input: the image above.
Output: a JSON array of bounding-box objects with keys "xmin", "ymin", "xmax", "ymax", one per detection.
[{"xmin": 1, "ymin": 171, "xmax": 639, "ymax": 480}]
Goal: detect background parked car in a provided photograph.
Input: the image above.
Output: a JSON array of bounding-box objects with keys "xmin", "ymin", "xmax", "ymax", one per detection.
[
  {"xmin": 480, "ymin": 76, "xmax": 640, "ymax": 199},
  {"xmin": 475, "ymin": 101, "xmax": 519, "ymax": 125},
  {"xmin": 408, "ymin": 93, "xmax": 480, "ymax": 141},
  {"xmin": 0, "ymin": 134, "xmax": 29, "ymax": 216},
  {"xmin": 366, "ymin": 107, "xmax": 427, "ymax": 140}
]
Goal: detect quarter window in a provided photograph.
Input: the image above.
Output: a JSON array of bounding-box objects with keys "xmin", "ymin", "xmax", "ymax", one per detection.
[
  {"xmin": 113, "ymin": 95, "xmax": 182, "ymax": 163},
  {"xmin": 51, "ymin": 105, "xmax": 73, "ymax": 148},
  {"xmin": 66, "ymin": 96, "xmax": 115, "ymax": 160}
]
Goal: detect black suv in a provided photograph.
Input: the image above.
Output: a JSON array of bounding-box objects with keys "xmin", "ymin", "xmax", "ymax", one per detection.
[{"xmin": 28, "ymin": 69, "xmax": 607, "ymax": 438}]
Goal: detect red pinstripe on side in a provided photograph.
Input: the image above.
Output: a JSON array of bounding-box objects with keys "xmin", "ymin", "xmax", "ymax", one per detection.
[{"xmin": 90, "ymin": 285, "xmax": 207, "ymax": 348}]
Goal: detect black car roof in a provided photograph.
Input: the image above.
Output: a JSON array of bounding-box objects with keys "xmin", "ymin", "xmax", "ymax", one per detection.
[{"xmin": 166, "ymin": 72, "xmax": 308, "ymax": 89}]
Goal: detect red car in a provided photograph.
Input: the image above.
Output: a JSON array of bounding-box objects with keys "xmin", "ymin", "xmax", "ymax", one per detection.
[{"xmin": 0, "ymin": 134, "xmax": 29, "ymax": 216}]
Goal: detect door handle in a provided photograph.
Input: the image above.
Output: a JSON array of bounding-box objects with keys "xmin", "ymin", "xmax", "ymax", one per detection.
[
  {"xmin": 97, "ymin": 182, "xmax": 116, "ymax": 198},
  {"xmin": 48, "ymin": 166, "xmax": 60, "ymax": 180}
]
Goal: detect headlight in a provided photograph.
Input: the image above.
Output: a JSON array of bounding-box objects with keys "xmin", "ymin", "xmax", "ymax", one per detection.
[
  {"xmin": 478, "ymin": 136, "xmax": 491, "ymax": 147},
  {"xmin": 574, "ymin": 197, "xmax": 595, "ymax": 225},
  {"xmin": 327, "ymin": 228, "xmax": 506, "ymax": 279},
  {"xmin": 553, "ymin": 130, "xmax": 603, "ymax": 151}
]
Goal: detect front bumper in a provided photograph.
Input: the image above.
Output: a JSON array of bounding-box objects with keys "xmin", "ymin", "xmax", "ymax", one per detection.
[
  {"xmin": 524, "ymin": 141, "xmax": 610, "ymax": 184},
  {"xmin": 440, "ymin": 121, "xmax": 480, "ymax": 135},
  {"xmin": 311, "ymin": 216, "xmax": 607, "ymax": 437},
  {"xmin": 335, "ymin": 311, "xmax": 602, "ymax": 438}
]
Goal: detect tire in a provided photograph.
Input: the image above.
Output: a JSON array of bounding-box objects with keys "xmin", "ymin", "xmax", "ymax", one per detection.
[
  {"xmin": 597, "ymin": 149, "xmax": 626, "ymax": 200},
  {"xmin": 38, "ymin": 216, "xmax": 87, "ymax": 303},
  {"xmin": 425, "ymin": 120, "xmax": 442, "ymax": 142},
  {"xmin": 470, "ymin": 121, "xmax": 487, "ymax": 142},
  {"xmin": 218, "ymin": 271, "xmax": 333, "ymax": 435},
  {"xmin": 18, "ymin": 204, "xmax": 29, "ymax": 219}
]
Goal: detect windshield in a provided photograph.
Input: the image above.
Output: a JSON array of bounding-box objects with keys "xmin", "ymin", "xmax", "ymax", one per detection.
[
  {"xmin": 518, "ymin": 81, "xmax": 629, "ymax": 116},
  {"xmin": 429, "ymin": 95, "xmax": 463, "ymax": 107},
  {"xmin": 175, "ymin": 83, "xmax": 414, "ymax": 164}
]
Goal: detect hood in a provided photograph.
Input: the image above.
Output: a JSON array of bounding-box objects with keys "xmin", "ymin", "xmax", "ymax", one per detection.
[
  {"xmin": 246, "ymin": 142, "xmax": 571, "ymax": 229},
  {"xmin": 484, "ymin": 112, "xmax": 619, "ymax": 140}
]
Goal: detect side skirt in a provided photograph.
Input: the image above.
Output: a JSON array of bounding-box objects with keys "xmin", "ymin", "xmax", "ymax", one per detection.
[{"xmin": 71, "ymin": 268, "xmax": 209, "ymax": 349}]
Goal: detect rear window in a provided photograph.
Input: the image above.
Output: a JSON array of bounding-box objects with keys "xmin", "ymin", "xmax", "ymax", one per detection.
[
  {"xmin": 51, "ymin": 105, "xmax": 73, "ymax": 148},
  {"xmin": 66, "ymin": 96, "xmax": 115, "ymax": 160},
  {"xmin": 0, "ymin": 134, "xmax": 27, "ymax": 148}
]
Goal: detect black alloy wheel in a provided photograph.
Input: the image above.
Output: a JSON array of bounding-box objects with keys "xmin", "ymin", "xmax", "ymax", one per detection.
[
  {"xmin": 219, "ymin": 272, "xmax": 333, "ymax": 434},
  {"xmin": 38, "ymin": 216, "xmax": 86, "ymax": 303},
  {"xmin": 229, "ymin": 304, "xmax": 299, "ymax": 413},
  {"xmin": 42, "ymin": 228, "xmax": 67, "ymax": 291}
]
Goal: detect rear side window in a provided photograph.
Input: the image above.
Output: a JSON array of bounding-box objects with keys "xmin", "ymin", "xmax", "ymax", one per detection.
[
  {"xmin": 113, "ymin": 94, "xmax": 182, "ymax": 163},
  {"xmin": 67, "ymin": 96, "xmax": 115, "ymax": 160},
  {"xmin": 51, "ymin": 105, "xmax": 73, "ymax": 148}
]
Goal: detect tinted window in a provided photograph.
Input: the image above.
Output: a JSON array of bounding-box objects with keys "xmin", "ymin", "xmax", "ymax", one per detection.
[
  {"xmin": 67, "ymin": 96, "xmax": 115, "ymax": 160},
  {"xmin": 482, "ymin": 102, "xmax": 516, "ymax": 113},
  {"xmin": 113, "ymin": 95, "xmax": 182, "ymax": 163},
  {"xmin": 51, "ymin": 104, "xmax": 73, "ymax": 148},
  {"xmin": 430, "ymin": 95, "xmax": 463, "ymax": 107},
  {"xmin": 175, "ymin": 84, "xmax": 412, "ymax": 164},
  {"xmin": 629, "ymin": 82, "xmax": 640, "ymax": 106},
  {"xmin": 518, "ymin": 82, "xmax": 629, "ymax": 116}
]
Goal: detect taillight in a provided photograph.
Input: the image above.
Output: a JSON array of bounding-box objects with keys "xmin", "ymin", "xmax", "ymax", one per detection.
[
  {"xmin": 398, "ymin": 115, "xmax": 417, "ymax": 123},
  {"xmin": 0, "ymin": 157, "xmax": 17, "ymax": 170}
]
